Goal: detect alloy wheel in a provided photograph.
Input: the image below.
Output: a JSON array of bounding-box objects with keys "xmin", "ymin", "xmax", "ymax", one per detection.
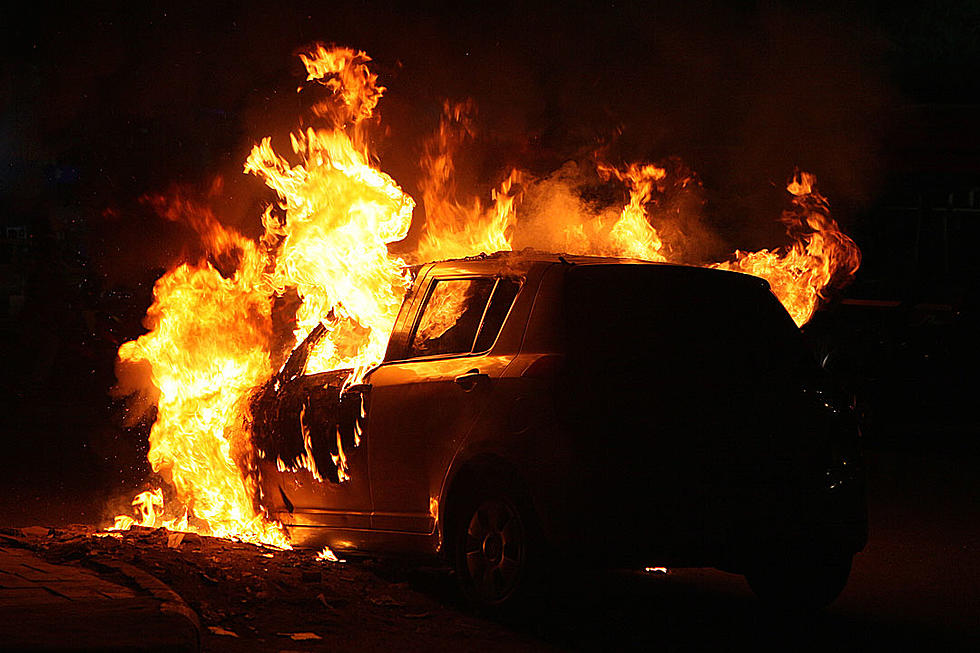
[{"xmin": 463, "ymin": 497, "xmax": 526, "ymax": 603}]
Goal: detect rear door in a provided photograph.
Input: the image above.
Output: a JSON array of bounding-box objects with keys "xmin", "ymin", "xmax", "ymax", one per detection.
[{"xmin": 366, "ymin": 272, "xmax": 523, "ymax": 533}]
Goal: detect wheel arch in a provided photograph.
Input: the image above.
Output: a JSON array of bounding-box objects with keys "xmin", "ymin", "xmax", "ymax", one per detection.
[{"xmin": 438, "ymin": 452, "xmax": 535, "ymax": 562}]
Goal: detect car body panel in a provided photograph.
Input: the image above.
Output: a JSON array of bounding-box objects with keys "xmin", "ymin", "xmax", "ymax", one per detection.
[{"xmin": 253, "ymin": 252, "xmax": 867, "ymax": 566}]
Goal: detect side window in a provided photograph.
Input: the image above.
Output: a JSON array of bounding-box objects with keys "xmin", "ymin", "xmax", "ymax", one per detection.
[
  {"xmin": 473, "ymin": 278, "xmax": 522, "ymax": 352},
  {"xmin": 409, "ymin": 279, "xmax": 495, "ymax": 357},
  {"xmin": 407, "ymin": 276, "xmax": 523, "ymax": 359}
]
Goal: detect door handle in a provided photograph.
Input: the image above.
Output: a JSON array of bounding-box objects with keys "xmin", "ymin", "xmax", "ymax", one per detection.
[{"xmin": 454, "ymin": 369, "xmax": 489, "ymax": 391}]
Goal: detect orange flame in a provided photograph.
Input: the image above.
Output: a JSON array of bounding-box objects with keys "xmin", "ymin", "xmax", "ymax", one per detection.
[
  {"xmin": 112, "ymin": 488, "xmax": 164, "ymax": 530},
  {"xmin": 114, "ymin": 189, "xmax": 281, "ymax": 542},
  {"xmin": 113, "ymin": 45, "xmax": 412, "ymax": 545},
  {"xmin": 301, "ymin": 45, "xmax": 384, "ymax": 127},
  {"xmin": 713, "ymin": 171, "xmax": 861, "ymax": 325},
  {"xmin": 316, "ymin": 545, "xmax": 343, "ymax": 563},
  {"xmin": 415, "ymin": 101, "xmax": 521, "ymax": 262},
  {"xmin": 597, "ymin": 162, "xmax": 669, "ymax": 262}
]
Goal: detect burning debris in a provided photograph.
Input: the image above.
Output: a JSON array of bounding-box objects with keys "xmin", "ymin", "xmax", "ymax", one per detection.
[
  {"xmin": 316, "ymin": 546, "xmax": 343, "ymax": 563},
  {"xmin": 111, "ymin": 44, "xmax": 861, "ymax": 547}
]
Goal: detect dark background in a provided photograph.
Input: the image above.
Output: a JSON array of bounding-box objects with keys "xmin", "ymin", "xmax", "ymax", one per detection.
[{"xmin": 1, "ymin": 0, "xmax": 977, "ymax": 526}]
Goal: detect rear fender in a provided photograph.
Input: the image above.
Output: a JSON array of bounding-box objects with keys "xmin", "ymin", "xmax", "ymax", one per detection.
[{"xmin": 438, "ymin": 451, "xmax": 536, "ymax": 561}]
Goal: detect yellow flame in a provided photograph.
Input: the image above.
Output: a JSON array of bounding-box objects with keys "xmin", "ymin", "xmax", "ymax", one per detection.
[
  {"xmin": 713, "ymin": 171, "xmax": 861, "ymax": 325},
  {"xmin": 415, "ymin": 101, "xmax": 521, "ymax": 262},
  {"xmin": 597, "ymin": 162, "xmax": 669, "ymax": 261},
  {"xmin": 316, "ymin": 545, "xmax": 342, "ymax": 563},
  {"xmin": 113, "ymin": 45, "xmax": 412, "ymax": 546}
]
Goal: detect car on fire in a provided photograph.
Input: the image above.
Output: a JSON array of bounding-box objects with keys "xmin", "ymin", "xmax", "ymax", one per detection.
[{"xmin": 250, "ymin": 251, "xmax": 867, "ymax": 611}]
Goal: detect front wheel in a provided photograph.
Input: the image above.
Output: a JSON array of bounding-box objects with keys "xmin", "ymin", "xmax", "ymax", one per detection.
[
  {"xmin": 452, "ymin": 491, "xmax": 538, "ymax": 614},
  {"xmin": 745, "ymin": 549, "xmax": 854, "ymax": 611}
]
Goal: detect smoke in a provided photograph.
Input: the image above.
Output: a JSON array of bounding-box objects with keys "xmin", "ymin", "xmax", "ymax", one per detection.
[
  {"xmin": 517, "ymin": 157, "xmax": 730, "ymax": 262},
  {"xmin": 513, "ymin": 162, "xmax": 609, "ymax": 254},
  {"xmin": 110, "ymin": 357, "xmax": 158, "ymax": 425}
]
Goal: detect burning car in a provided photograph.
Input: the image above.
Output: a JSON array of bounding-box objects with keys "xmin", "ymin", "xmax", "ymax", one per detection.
[{"xmin": 250, "ymin": 250, "xmax": 867, "ymax": 611}]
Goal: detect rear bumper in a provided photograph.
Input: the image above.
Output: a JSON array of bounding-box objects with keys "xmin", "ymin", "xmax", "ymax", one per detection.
[
  {"xmin": 798, "ymin": 475, "xmax": 868, "ymax": 552},
  {"xmin": 707, "ymin": 471, "xmax": 868, "ymax": 572},
  {"xmin": 530, "ymin": 470, "xmax": 868, "ymax": 570}
]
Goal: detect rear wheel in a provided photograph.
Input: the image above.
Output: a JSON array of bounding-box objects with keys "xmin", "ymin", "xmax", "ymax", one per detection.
[
  {"xmin": 451, "ymin": 488, "xmax": 539, "ymax": 615},
  {"xmin": 745, "ymin": 548, "xmax": 853, "ymax": 611}
]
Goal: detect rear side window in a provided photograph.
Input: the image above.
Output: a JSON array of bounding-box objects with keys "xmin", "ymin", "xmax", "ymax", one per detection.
[
  {"xmin": 473, "ymin": 278, "xmax": 521, "ymax": 352},
  {"xmin": 407, "ymin": 276, "xmax": 522, "ymax": 359},
  {"xmin": 562, "ymin": 265, "xmax": 814, "ymax": 383}
]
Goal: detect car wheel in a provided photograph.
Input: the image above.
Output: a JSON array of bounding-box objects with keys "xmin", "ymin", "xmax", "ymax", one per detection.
[
  {"xmin": 452, "ymin": 490, "xmax": 538, "ymax": 614},
  {"xmin": 745, "ymin": 548, "xmax": 853, "ymax": 611}
]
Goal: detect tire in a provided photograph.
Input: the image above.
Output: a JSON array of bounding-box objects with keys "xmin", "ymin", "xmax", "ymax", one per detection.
[
  {"xmin": 451, "ymin": 485, "xmax": 540, "ymax": 616},
  {"xmin": 745, "ymin": 548, "xmax": 853, "ymax": 611}
]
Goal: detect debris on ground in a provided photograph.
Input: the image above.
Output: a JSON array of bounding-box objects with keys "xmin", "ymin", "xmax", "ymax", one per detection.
[
  {"xmin": 6, "ymin": 524, "xmax": 538, "ymax": 651},
  {"xmin": 208, "ymin": 626, "xmax": 239, "ymax": 637},
  {"xmin": 280, "ymin": 632, "xmax": 323, "ymax": 640}
]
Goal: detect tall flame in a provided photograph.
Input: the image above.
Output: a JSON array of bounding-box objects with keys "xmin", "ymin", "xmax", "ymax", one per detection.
[
  {"xmin": 114, "ymin": 196, "xmax": 282, "ymax": 543},
  {"xmin": 112, "ymin": 45, "xmax": 861, "ymax": 545},
  {"xmin": 415, "ymin": 101, "xmax": 522, "ymax": 262},
  {"xmin": 113, "ymin": 45, "xmax": 413, "ymax": 544},
  {"xmin": 596, "ymin": 162, "xmax": 669, "ymax": 262}
]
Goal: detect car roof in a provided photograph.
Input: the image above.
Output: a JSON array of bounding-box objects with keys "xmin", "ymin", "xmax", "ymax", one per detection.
[
  {"xmin": 422, "ymin": 248, "xmax": 771, "ymax": 291},
  {"xmin": 425, "ymin": 248, "xmax": 649, "ymax": 266}
]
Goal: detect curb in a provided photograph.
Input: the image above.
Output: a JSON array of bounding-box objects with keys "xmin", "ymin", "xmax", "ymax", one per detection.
[{"xmin": 92, "ymin": 558, "xmax": 202, "ymax": 647}]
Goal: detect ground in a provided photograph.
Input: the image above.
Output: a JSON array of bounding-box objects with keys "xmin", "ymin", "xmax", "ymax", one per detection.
[
  {"xmin": 1, "ymin": 448, "xmax": 977, "ymax": 652},
  {"xmin": 4, "ymin": 525, "xmax": 545, "ymax": 652}
]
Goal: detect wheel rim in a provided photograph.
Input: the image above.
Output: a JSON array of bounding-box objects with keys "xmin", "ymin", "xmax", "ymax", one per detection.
[{"xmin": 463, "ymin": 498, "xmax": 526, "ymax": 602}]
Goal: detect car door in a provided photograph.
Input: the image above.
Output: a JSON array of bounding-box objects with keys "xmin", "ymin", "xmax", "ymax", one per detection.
[
  {"xmin": 365, "ymin": 273, "xmax": 523, "ymax": 533},
  {"xmin": 269, "ymin": 369, "xmax": 374, "ymax": 531}
]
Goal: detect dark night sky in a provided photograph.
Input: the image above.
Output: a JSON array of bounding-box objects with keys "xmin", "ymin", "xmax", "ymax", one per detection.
[{"xmin": 3, "ymin": 0, "xmax": 980, "ymax": 279}]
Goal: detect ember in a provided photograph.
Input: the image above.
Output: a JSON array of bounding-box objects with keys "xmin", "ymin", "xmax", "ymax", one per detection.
[{"xmin": 111, "ymin": 44, "xmax": 860, "ymax": 546}]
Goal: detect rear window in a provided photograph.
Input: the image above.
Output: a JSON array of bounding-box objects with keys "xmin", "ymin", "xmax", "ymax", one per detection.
[{"xmin": 406, "ymin": 276, "xmax": 522, "ymax": 359}]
